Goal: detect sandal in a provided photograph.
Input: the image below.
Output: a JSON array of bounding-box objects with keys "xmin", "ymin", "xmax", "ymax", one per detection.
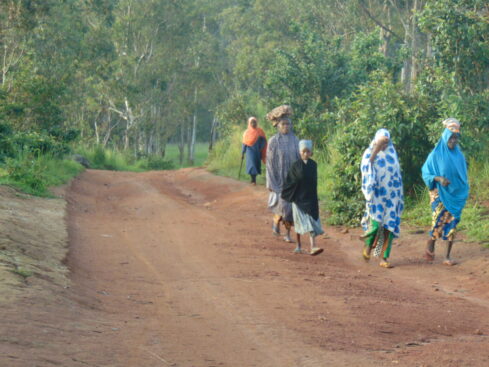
[
  {"xmin": 310, "ymin": 248, "xmax": 324, "ymax": 256},
  {"xmin": 283, "ymin": 236, "xmax": 295, "ymax": 243},
  {"xmin": 293, "ymin": 247, "xmax": 305, "ymax": 254},
  {"xmin": 379, "ymin": 261, "xmax": 393, "ymax": 269},
  {"xmin": 362, "ymin": 248, "xmax": 371, "ymax": 261},
  {"xmin": 424, "ymin": 249, "xmax": 435, "ymax": 262},
  {"xmin": 443, "ymin": 259, "xmax": 457, "ymax": 266}
]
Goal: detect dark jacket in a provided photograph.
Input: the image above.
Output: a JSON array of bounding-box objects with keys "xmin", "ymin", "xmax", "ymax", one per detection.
[{"xmin": 281, "ymin": 158, "xmax": 319, "ymax": 220}]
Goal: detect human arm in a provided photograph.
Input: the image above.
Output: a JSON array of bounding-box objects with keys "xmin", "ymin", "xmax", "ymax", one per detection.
[
  {"xmin": 369, "ymin": 136, "xmax": 389, "ymax": 163},
  {"xmin": 266, "ymin": 137, "xmax": 279, "ymax": 192}
]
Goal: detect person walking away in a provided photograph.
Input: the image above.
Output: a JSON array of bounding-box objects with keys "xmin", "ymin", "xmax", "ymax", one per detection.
[
  {"xmin": 360, "ymin": 128, "xmax": 404, "ymax": 268},
  {"xmin": 422, "ymin": 118, "xmax": 469, "ymax": 266},
  {"xmin": 282, "ymin": 140, "xmax": 324, "ymax": 255},
  {"xmin": 242, "ymin": 117, "xmax": 267, "ymax": 185},
  {"xmin": 266, "ymin": 105, "xmax": 300, "ymax": 243}
]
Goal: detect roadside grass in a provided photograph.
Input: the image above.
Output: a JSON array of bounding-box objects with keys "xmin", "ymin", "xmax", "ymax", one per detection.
[
  {"xmin": 165, "ymin": 143, "xmax": 209, "ymax": 168},
  {"xmin": 10, "ymin": 267, "xmax": 33, "ymax": 279},
  {"xmin": 76, "ymin": 144, "xmax": 209, "ymax": 171},
  {"xmin": 0, "ymin": 152, "xmax": 84, "ymax": 197}
]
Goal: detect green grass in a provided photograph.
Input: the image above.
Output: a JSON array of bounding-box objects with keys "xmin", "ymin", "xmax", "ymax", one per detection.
[
  {"xmin": 76, "ymin": 144, "xmax": 209, "ymax": 172},
  {"xmin": 0, "ymin": 152, "xmax": 85, "ymax": 196},
  {"xmin": 165, "ymin": 143, "xmax": 209, "ymax": 168},
  {"xmin": 10, "ymin": 268, "xmax": 33, "ymax": 279}
]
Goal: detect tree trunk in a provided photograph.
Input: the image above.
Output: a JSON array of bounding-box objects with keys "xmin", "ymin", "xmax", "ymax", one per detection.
[
  {"xmin": 94, "ymin": 121, "xmax": 100, "ymax": 145},
  {"xmin": 409, "ymin": 0, "xmax": 419, "ymax": 93},
  {"xmin": 379, "ymin": 1, "xmax": 391, "ymax": 57},
  {"xmin": 209, "ymin": 117, "xmax": 219, "ymax": 152},
  {"xmin": 188, "ymin": 87, "xmax": 198, "ymax": 166},
  {"xmin": 179, "ymin": 123, "xmax": 185, "ymax": 166}
]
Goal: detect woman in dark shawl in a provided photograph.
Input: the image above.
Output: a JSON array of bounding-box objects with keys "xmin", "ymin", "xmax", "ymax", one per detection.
[
  {"xmin": 282, "ymin": 140, "xmax": 324, "ymax": 255},
  {"xmin": 242, "ymin": 117, "xmax": 267, "ymax": 185}
]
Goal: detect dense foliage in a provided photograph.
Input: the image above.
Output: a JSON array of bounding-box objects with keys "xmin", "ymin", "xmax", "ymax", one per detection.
[{"xmin": 1, "ymin": 0, "xmax": 488, "ymax": 221}]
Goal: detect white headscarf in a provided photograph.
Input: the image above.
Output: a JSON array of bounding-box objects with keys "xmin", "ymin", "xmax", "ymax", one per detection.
[{"xmin": 299, "ymin": 140, "xmax": 313, "ymax": 152}]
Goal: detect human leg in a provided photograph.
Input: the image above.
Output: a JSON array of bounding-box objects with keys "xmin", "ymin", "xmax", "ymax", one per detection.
[
  {"xmin": 294, "ymin": 233, "xmax": 302, "ymax": 253},
  {"xmin": 272, "ymin": 214, "xmax": 281, "ymax": 236},
  {"xmin": 250, "ymin": 174, "xmax": 256, "ymax": 184},
  {"xmin": 425, "ymin": 239, "xmax": 436, "ymax": 261},
  {"xmin": 362, "ymin": 220, "xmax": 379, "ymax": 261},
  {"xmin": 443, "ymin": 240, "xmax": 457, "ymax": 265},
  {"xmin": 309, "ymin": 233, "xmax": 323, "ymax": 256},
  {"xmin": 283, "ymin": 220, "xmax": 294, "ymax": 243},
  {"xmin": 379, "ymin": 229, "xmax": 394, "ymax": 268}
]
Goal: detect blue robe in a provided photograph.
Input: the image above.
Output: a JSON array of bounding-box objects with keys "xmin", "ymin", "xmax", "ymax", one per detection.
[
  {"xmin": 421, "ymin": 128, "xmax": 469, "ymax": 220},
  {"xmin": 242, "ymin": 136, "xmax": 266, "ymax": 175}
]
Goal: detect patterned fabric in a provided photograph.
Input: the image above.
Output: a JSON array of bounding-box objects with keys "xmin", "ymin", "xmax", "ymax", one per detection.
[
  {"xmin": 268, "ymin": 192, "xmax": 294, "ymax": 223},
  {"xmin": 266, "ymin": 131, "xmax": 300, "ymax": 222},
  {"xmin": 429, "ymin": 188, "xmax": 459, "ymax": 241},
  {"xmin": 363, "ymin": 218, "xmax": 393, "ymax": 259},
  {"xmin": 292, "ymin": 203, "xmax": 324, "ymax": 237},
  {"xmin": 360, "ymin": 129, "xmax": 404, "ymax": 238}
]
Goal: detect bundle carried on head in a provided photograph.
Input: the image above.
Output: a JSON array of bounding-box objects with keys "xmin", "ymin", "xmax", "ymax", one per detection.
[{"xmin": 266, "ymin": 105, "xmax": 293, "ymax": 127}]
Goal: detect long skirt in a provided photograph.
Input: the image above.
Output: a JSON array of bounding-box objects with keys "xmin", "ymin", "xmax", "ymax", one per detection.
[
  {"xmin": 292, "ymin": 203, "xmax": 324, "ymax": 237},
  {"xmin": 363, "ymin": 218, "xmax": 393, "ymax": 259},
  {"xmin": 268, "ymin": 192, "xmax": 293, "ymax": 228},
  {"xmin": 429, "ymin": 188, "xmax": 459, "ymax": 241}
]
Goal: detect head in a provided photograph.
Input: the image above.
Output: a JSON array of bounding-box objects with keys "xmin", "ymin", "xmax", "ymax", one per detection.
[
  {"xmin": 277, "ymin": 117, "xmax": 291, "ymax": 134},
  {"xmin": 374, "ymin": 128, "xmax": 390, "ymax": 151},
  {"xmin": 248, "ymin": 117, "xmax": 257, "ymax": 129},
  {"xmin": 299, "ymin": 140, "xmax": 313, "ymax": 160},
  {"xmin": 447, "ymin": 132, "xmax": 459, "ymax": 150}
]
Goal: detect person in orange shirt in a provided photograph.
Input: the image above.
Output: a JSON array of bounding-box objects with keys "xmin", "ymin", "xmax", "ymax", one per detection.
[{"xmin": 242, "ymin": 117, "xmax": 267, "ymax": 185}]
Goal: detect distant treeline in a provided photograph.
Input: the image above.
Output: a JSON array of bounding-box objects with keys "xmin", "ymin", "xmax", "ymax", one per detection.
[{"xmin": 1, "ymin": 0, "xmax": 488, "ymax": 219}]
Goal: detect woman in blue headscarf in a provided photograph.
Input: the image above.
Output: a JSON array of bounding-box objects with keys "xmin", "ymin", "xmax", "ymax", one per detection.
[
  {"xmin": 360, "ymin": 128, "xmax": 404, "ymax": 268},
  {"xmin": 422, "ymin": 118, "xmax": 469, "ymax": 266}
]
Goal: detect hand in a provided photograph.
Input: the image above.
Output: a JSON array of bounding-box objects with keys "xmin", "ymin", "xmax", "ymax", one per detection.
[{"xmin": 436, "ymin": 176, "xmax": 450, "ymax": 186}]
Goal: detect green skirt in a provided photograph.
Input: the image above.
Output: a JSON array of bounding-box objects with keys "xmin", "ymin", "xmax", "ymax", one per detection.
[{"xmin": 363, "ymin": 219, "xmax": 394, "ymax": 259}]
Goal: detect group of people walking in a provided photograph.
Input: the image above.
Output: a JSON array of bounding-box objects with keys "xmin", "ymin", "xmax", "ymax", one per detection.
[{"xmin": 241, "ymin": 106, "xmax": 469, "ymax": 268}]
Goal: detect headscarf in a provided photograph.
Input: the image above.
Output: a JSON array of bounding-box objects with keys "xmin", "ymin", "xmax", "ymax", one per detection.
[
  {"xmin": 243, "ymin": 117, "xmax": 267, "ymax": 162},
  {"xmin": 374, "ymin": 128, "xmax": 390, "ymax": 143},
  {"xmin": 421, "ymin": 125, "xmax": 469, "ymax": 219},
  {"xmin": 442, "ymin": 117, "xmax": 461, "ymax": 133},
  {"xmin": 299, "ymin": 140, "xmax": 313, "ymax": 152},
  {"xmin": 361, "ymin": 128, "xmax": 404, "ymax": 237}
]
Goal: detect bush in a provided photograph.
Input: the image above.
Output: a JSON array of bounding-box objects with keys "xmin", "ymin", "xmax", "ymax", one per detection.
[
  {"xmin": 1, "ymin": 152, "xmax": 84, "ymax": 196},
  {"xmin": 142, "ymin": 155, "xmax": 174, "ymax": 170},
  {"xmin": 327, "ymin": 73, "xmax": 434, "ymax": 225}
]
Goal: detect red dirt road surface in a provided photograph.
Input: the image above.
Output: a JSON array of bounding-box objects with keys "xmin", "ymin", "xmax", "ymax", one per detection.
[{"xmin": 2, "ymin": 168, "xmax": 489, "ymax": 366}]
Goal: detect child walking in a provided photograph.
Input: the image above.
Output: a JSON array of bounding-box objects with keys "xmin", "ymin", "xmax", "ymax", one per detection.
[{"xmin": 281, "ymin": 140, "xmax": 324, "ymax": 255}]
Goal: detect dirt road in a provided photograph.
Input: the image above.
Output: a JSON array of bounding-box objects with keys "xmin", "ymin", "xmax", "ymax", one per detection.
[{"xmin": 2, "ymin": 168, "xmax": 489, "ymax": 366}]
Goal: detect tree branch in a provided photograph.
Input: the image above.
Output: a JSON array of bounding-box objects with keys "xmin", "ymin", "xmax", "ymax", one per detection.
[{"xmin": 358, "ymin": 0, "xmax": 402, "ymax": 40}]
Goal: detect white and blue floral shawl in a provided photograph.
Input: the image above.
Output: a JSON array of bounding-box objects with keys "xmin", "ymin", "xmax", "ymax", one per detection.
[{"xmin": 360, "ymin": 129, "xmax": 404, "ymax": 237}]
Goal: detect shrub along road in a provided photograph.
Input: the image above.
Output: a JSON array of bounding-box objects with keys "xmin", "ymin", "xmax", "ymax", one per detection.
[{"xmin": 2, "ymin": 168, "xmax": 489, "ymax": 366}]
